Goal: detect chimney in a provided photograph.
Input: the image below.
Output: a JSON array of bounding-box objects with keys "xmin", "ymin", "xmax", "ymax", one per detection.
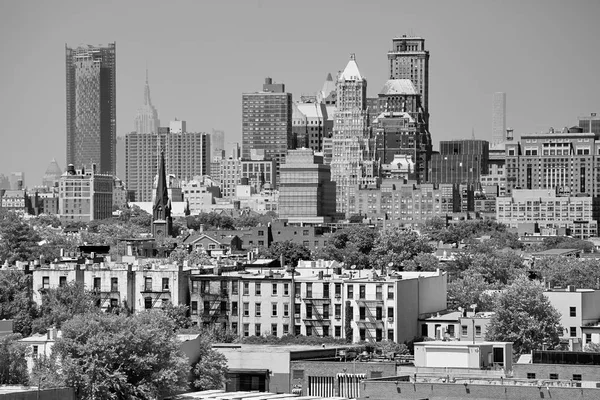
[{"xmin": 568, "ymin": 285, "xmax": 575, "ymax": 292}]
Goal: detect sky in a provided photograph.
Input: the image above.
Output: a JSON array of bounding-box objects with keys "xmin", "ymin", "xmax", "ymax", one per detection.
[{"xmin": 1, "ymin": 0, "xmax": 600, "ymax": 186}]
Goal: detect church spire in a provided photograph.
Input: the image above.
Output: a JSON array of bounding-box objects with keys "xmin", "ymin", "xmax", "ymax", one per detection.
[{"xmin": 152, "ymin": 150, "xmax": 172, "ymax": 237}]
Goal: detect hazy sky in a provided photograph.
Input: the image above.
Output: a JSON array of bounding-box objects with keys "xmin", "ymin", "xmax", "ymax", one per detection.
[{"xmin": 1, "ymin": 0, "xmax": 599, "ymax": 185}]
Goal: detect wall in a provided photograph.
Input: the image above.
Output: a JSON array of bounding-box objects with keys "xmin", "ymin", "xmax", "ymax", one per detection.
[
  {"xmin": 513, "ymin": 362, "xmax": 600, "ymax": 383},
  {"xmin": 361, "ymin": 379, "xmax": 600, "ymax": 400},
  {"xmin": 396, "ymin": 279, "xmax": 419, "ymax": 343},
  {"xmin": 0, "ymin": 387, "xmax": 75, "ymax": 400}
]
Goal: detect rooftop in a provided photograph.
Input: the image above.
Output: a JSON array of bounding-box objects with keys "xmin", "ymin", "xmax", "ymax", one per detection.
[
  {"xmin": 339, "ymin": 54, "xmax": 363, "ymax": 81},
  {"xmin": 379, "ymin": 79, "xmax": 417, "ymax": 96}
]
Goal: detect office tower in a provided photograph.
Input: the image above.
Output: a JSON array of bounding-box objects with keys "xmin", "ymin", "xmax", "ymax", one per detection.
[
  {"xmin": 133, "ymin": 69, "xmax": 160, "ymax": 134},
  {"xmin": 115, "ymin": 136, "xmax": 126, "ymax": 181},
  {"xmin": 492, "ymin": 92, "xmax": 507, "ymax": 144},
  {"xmin": 387, "ymin": 36, "xmax": 430, "ymax": 121},
  {"xmin": 9, "ymin": 172, "xmax": 25, "ymax": 190},
  {"xmin": 429, "ymin": 140, "xmax": 489, "ymax": 185},
  {"xmin": 242, "ymin": 78, "xmax": 293, "ymax": 180},
  {"xmin": 42, "ymin": 159, "xmax": 62, "ymax": 188},
  {"xmin": 373, "ymin": 79, "xmax": 432, "ymax": 183},
  {"xmin": 292, "ymin": 101, "xmax": 331, "ymax": 152},
  {"xmin": 505, "ymin": 127, "xmax": 598, "ymax": 196},
  {"xmin": 578, "ymin": 113, "xmax": 600, "ymax": 135},
  {"xmin": 330, "ymin": 54, "xmax": 377, "ymax": 215},
  {"xmin": 125, "ymin": 121, "xmax": 210, "ymax": 202},
  {"xmin": 0, "ymin": 175, "xmax": 9, "ymax": 190},
  {"xmin": 58, "ymin": 164, "xmax": 113, "ymax": 223},
  {"xmin": 210, "ymin": 129, "xmax": 225, "ymax": 160},
  {"xmin": 279, "ymin": 149, "xmax": 336, "ymax": 223},
  {"xmin": 152, "ymin": 151, "xmax": 172, "ymax": 238},
  {"xmin": 66, "ymin": 43, "xmax": 116, "ymax": 175}
]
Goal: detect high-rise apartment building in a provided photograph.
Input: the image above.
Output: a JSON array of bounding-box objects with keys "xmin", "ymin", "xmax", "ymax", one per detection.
[
  {"xmin": 242, "ymin": 78, "xmax": 293, "ymax": 179},
  {"xmin": 133, "ymin": 70, "xmax": 159, "ymax": 134},
  {"xmin": 492, "ymin": 92, "xmax": 507, "ymax": 145},
  {"xmin": 66, "ymin": 43, "xmax": 116, "ymax": 175},
  {"xmin": 278, "ymin": 149, "xmax": 336, "ymax": 223},
  {"xmin": 429, "ymin": 140, "xmax": 490, "ymax": 185},
  {"xmin": 330, "ymin": 55, "xmax": 377, "ymax": 215},
  {"xmin": 578, "ymin": 113, "xmax": 600, "ymax": 136},
  {"xmin": 125, "ymin": 121, "xmax": 210, "ymax": 202},
  {"xmin": 387, "ymin": 36, "xmax": 430, "ymax": 121},
  {"xmin": 58, "ymin": 164, "xmax": 113, "ymax": 223},
  {"xmin": 505, "ymin": 127, "xmax": 598, "ymax": 196}
]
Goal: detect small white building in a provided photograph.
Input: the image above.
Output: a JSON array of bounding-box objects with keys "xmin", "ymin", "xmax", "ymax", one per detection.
[
  {"xmin": 414, "ymin": 340, "xmax": 512, "ymax": 373},
  {"xmin": 19, "ymin": 327, "xmax": 60, "ymax": 372}
]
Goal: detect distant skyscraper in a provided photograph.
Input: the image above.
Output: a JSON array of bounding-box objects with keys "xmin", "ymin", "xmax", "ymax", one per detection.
[
  {"xmin": 330, "ymin": 54, "xmax": 377, "ymax": 214},
  {"xmin": 492, "ymin": 92, "xmax": 506, "ymax": 144},
  {"xmin": 210, "ymin": 129, "xmax": 225, "ymax": 160},
  {"xmin": 387, "ymin": 36, "xmax": 430, "ymax": 121},
  {"xmin": 578, "ymin": 113, "xmax": 600, "ymax": 135},
  {"xmin": 42, "ymin": 159, "xmax": 62, "ymax": 188},
  {"xmin": 242, "ymin": 78, "xmax": 293, "ymax": 181},
  {"xmin": 115, "ymin": 136, "xmax": 126, "ymax": 181},
  {"xmin": 66, "ymin": 43, "xmax": 116, "ymax": 175},
  {"xmin": 9, "ymin": 172, "xmax": 25, "ymax": 190},
  {"xmin": 133, "ymin": 69, "xmax": 160, "ymax": 134}
]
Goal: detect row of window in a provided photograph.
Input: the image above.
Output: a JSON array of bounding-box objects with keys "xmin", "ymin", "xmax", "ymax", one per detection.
[
  {"xmin": 40, "ymin": 276, "xmax": 170, "ymax": 292},
  {"xmin": 526, "ymin": 373, "xmax": 581, "ymax": 381}
]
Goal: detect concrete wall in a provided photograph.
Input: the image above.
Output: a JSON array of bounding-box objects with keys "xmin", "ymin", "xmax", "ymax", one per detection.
[
  {"xmin": 0, "ymin": 387, "xmax": 75, "ymax": 400},
  {"xmin": 396, "ymin": 279, "xmax": 419, "ymax": 343},
  {"xmin": 360, "ymin": 379, "xmax": 600, "ymax": 400},
  {"xmin": 513, "ymin": 362, "xmax": 600, "ymax": 383}
]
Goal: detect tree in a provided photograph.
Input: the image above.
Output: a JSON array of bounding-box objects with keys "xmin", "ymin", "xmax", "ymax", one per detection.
[
  {"xmin": 315, "ymin": 226, "xmax": 377, "ymax": 269},
  {"xmin": 486, "ymin": 275, "xmax": 562, "ymax": 358},
  {"xmin": 0, "ymin": 269, "xmax": 38, "ymax": 336},
  {"xmin": 51, "ymin": 311, "xmax": 189, "ymax": 400},
  {"xmin": 446, "ymin": 244, "xmax": 525, "ymax": 285},
  {"xmin": 535, "ymin": 257, "xmax": 600, "ymax": 289},
  {"xmin": 0, "ymin": 212, "xmax": 42, "ymax": 264},
  {"xmin": 447, "ymin": 273, "xmax": 499, "ymax": 312},
  {"xmin": 258, "ymin": 240, "xmax": 312, "ymax": 267},
  {"xmin": 369, "ymin": 228, "xmax": 434, "ymax": 271},
  {"xmin": 191, "ymin": 335, "xmax": 229, "ymax": 391},
  {"xmin": 162, "ymin": 304, "xmax": 193, "ymax": 330},
  {"xmin": 372, "ymin": 340, "xmax": 409, "ymax": 358},
  {"xmin": 33, "ymin": 281, "xmax": 99, "ymax": 333},
  {"xmin": 544, "ymin": 236, "xmax": 594, "ymax": 253},
  {"xmin": 0, "ymin": 333, "xmax": 29, "ymax": 385},
  {"xmin": 169, "ymin": 247, "xmax": 215, "ymax": 266},
  {"xmin": 402, "ymin": 253, "xmax": 440, "ymax": 272}
]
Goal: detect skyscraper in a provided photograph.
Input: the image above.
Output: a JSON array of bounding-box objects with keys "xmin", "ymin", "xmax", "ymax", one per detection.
[
  {"xmin": 387, "ymin": 36, "xmax": 430, "ymax": 122},
  {"xmin": 330, "ymin": 54, "xmax": 377, "ymax": 214},
  {"xmin": 492, "ymin": 92, "xmax": 506, "ymax": 144},
  {"xmin": 133, "ymin": 69, "xmax": 160, "ymax": 134},
  {"xmin": 242, "ymin": 78, "xmax": 293, "ymax": 180},
  {"xmin": 66, "ymin": 43, "xmax": 116, "ymax": 175}
]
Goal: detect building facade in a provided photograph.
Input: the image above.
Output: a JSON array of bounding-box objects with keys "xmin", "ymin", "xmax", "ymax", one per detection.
[
  {"xmin": 429, "ymin": 140, "xmax": 490, "ymax": 185},
  {"xmin": 66, "ymin": 43, "xmax": 116, "ymax": 175},
  {"xmin": 58, "ymin": 164, "xmax": 113, "ymax": 223},
  {"xmin": 492, "ymin": 92, "xmax": 507, "ymax": 145}
]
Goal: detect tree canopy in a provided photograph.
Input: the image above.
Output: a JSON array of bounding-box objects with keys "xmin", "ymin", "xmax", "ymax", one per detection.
[
  {"xmin": 0, "ymin": 269, "xmax": 38, "ymax": 336},
  {"xmin": 370, "ymin": 228, "xmax": 435, "ymax": 271},
  {"xmin": 0, "ymin": 333, "xmax": 29, "ymax": 385},
  {"xmin": 314, "ymin": 226, "xmax": 377, "ymax": 269},
  {"xmin": 486, "ymin": 275, "xmax": 562, "ymax": 358},
  {"xmin": 258, "ymin": 240, "xmax": 312, "ymax": 267},
  {"xmin": 0, "ymin": 212, "xmax": 42, "ymax": 264},
  {"xmin": 190, "ymin": 335, "xmax": 229, "ymax": 391}
]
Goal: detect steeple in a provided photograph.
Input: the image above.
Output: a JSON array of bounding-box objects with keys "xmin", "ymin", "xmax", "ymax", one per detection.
[
  {"xmin": 134, "ymin": 68, "xmax": 160, "ymax": 134},
  {"xmin": 144, "ymin": 68, "xmax": 152, "ymax": 106},
  {"xmin": 152, "ymin": 150, "xmax": 172, "ymax": 238}
]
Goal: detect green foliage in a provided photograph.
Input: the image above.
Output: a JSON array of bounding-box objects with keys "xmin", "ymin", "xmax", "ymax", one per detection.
[
  {"xmin": 423, "ymin": 219, "xmax": 513, "ymax": 246},
  {"xmin": 400, "ymin": 253, "xmax": 440, "ymax": 272},
  {"xmin": 543, "ymin": 236, "xmax": 594, "ymax": 253},
  {"xmin": 186, "ymin": 213, "xmax": 236, "ymax": 231},
  {"xmin": 258, "ymin": 240, "xmax": 312, "ymax": 267},
  {"xmin": 486, "ymin": 275, "xmax": 562, "ymax": 358},
  {"xmin": 161, "ymin": 304, "xmax": 193, "ymax": 330},
  {"xmin": 191, "ymin": 335, "xmax": 229, "ymax": 391},
  {"xmin": 315, "ymin": 226, "xmax": 377, "ymax": 269},
  {"xmin": 33, "ymin": 281, "xmax": 99, "ymax": 333},
  {"xmin": 31, "ymin": 214, "xmax": 62, "ymax": 229},
  {"xmin": 447, "ymin": 273, "xmax": 499, "ymax": 311},
  {"xmin": 535, "ymin": 257, "xmax": 600, "ymax": 289},
  {"xmin": 0, "ymin": 269, "xmax": 38, "ymax": 336},
  {"xmin": 584, "ymin": 342, "xmax": 600, "ymax": 352},
  {"xmin": 30, "ymin": 352, "xmax": 65, "ymax": 389},
  {"xmin": 0, "ymin": 333, "xmax": 29, "ymax": 385},
  {"xmin": 0, "ymin": 212, "xmax": 42, "ymax": 264},
  {"xmin": 52, "ymin": 311, "xmax": 189, "ymax": 400},
  {"xmin": 169, "ymin": 247, "xmax": 215, "ymax": 266},
  {"xmin": 117, "ymin": 204, "xmax": 152, "ymax": 230},
  {"xmin": 372, "ymin": 340, "xmax": 409, "ymax": 357},
  {"xmin": 240, "ymin": 334, "xmax": 348, "ymax": 346},
  {"xmin": 447, "ymin": 244, "xmax": 525, "ymax": 285},
  {"xmin": 370, "ymin": 228, "xmax": 435, "ymax": 271}
]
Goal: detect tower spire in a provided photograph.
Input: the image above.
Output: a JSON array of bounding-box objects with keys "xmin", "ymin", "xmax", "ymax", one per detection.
[
  {"xmin": 144, "ymin": 68, "xmax": 152, "ymax": 106},
  {"xmin": 152, "ymin": 150, "xmax": 172, "ymax": 237}
]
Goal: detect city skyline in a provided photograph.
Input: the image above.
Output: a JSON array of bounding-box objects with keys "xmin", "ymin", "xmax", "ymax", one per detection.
[{"xmin": 1, "ymin": 0, "xmax": 600, "ymax": 185}]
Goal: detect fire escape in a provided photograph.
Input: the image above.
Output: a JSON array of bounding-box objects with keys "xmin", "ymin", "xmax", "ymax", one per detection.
[
  {"xmin": 303, "ymin": 297, "xmax": 331, "ymax": 336},
  {"xmin": 201, "ymin": 288, "xmax": 230, "ymax": 325},
  {"xmin": 356, "ymin": 299, "xmax": 384, "ymax": 342},
  {"xmin": 140, "ymin": 283, "xmax": 171, "ymax": 308}
]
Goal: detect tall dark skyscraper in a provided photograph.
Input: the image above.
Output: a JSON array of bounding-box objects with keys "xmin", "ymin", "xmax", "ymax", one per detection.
[
  {"xmin": 387, "ymin": 36, "xmax": 429, "ymax": 122},
  {"xmin": 66, "ymin": 43, "xmax": 116, "ymax": 175}
]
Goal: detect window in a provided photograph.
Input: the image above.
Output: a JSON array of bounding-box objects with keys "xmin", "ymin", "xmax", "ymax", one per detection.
[
  {"xmin": 162, "ymin": 278, "xmax": 169, "ymax": 290},
  {"xmin": 243, "ymin": 324, "xmax": 249, "ymax": 337},
  {"xmin": 573, "ymin": 374, "xmax": 582, "ymax": 381},
  {"xmin": 272, "ymin": 283, "xmax": 277, "ymax": 296},
  {"xmin": 232, "ymin": 302, "xmax": 238, "ymax": 316},
  {"xmin": 387, "ymin": 329, "xmax": 394, "ymax": 341},
  {"xmin": 475, "ymin": 325, "xmax": 482, "ymax": 337},
  {"xmin": 42, "ymin": 276, "xmax": 49, "ymax": 289},
  {"xmin": 192, "ymin": 281, "xmax": 199, "ymax": 294},
  {"xmin": 549, "ymin": 373, "xmax": 558, "ymax": 380},
  {"xmin": 255, "ymin": 303, "xmax": 261, "ymax": 317},
  {"xmin": 335, "ymin": 326, "xmax": 342, "ymax": 337},
  {"xmin": 144, "ymin": 277, "xmax": 152, "ymax": 292},
  {"xmin": 570, "ymin": 307, "xmax": 577, "ymax": 317},
  {"xmin": 461, "ymin": 325, "xmax": 468, "ymax": 336},
  {"xmin": 306, "ymin": 283, "xmax": 312, "ymax": 298},
  {"xmin": 144, "ymin": 297, "xmax": 152, "ymax": 309},
  {"xmin": 294, "ymin": 303, "xmax": 301, "ymax": 317},
  {"xmin": 323, "ymin": 283, "xmax": 330, "ymax": 298},
  {"xmin": 376, "ymin": 307, "xmax": 383, "ymax": 320},
  {"xmin": 271, "ymin": 323, "xmax": 278, "ymax": 336},
  {"xmin": 243, "ymin": 282, "xmax": 249, "ymax": 295},
  {"xmin": 335, "ymin": 304, "xmax": 341, "ymax": 319},
  {"xmin": 303, "ymin": 229, "xmax": 309, "ymax": 236},
  {"xmin": 376, "ymin": 286, "xmax": 382, "ymax": 300},
  {"xmin": 527, "ymin": 373, "xmax": 536, "ymax": 379},
  {"xmin": 191, "ymin": 301, "xmax": 198, "ymax": 315},
  {"xmin": 231, "ymin": 322, "xmax": 238, "ymax": 334},
  {"xmin": 387, "ymin": 307, "xmax": 394, "ymax": 319},
  {"xmin": 283, "ymin": 303, "xmax": 289, "ymax": 317},
  {"xmin": 295, "ymin": 325, "xmax": 301, "ymax": 336},
  {"xmin": 200, "ymin": 281, "xmax": 208, "ymax": 294},
  {"xmin": 203, "ymin": 301, "xmax": 210, "ymax": 315},
  {"xmin": 570, "ymin": 327, "xmax": 577, "ymax": 337},
  {"xmin": 283, "ymin": 283, "xmax": 289, "ymax": 296},
  {"xmin": 93, "ymin": 277, "xmax": 101, "ymax": 291},
  {"xmin": 243, "ymin": 302, "xmax": 249, "ymax": 317},
  {"xmin": 375, "ymin": 329, "xmax": 382, "ymax": 342},
  {"xmin": 447, "ymin": 325, "xmax": 455, "ymax": 338},
  {"xmin": 255, "ymin": 282, "xmax": 261, "ymax": 296},
  {"xmin": 360, "ymin": 328, "xmax": 366, "ymax": 341},
  {"xmin": 111, "ymin": 278, "xmax": 118, "ymax": 292},
  {"xmin": 335, "ymin": 283, "xmax": 341, "ymax": 297},
  {"xmin": 59, "ymin": 276, "xmax": 67, "ymax": 287},
  {"xmin": 586, "ymin": 333, "xmax": 592, "ymax": 343},
  {"xmin": 359, "ymin": 307, "xmax": 366, "ymax": 320},
  {"xmin": 323, "ymin": 325, "xmax": 329, "ymax": 337},
  {"xmin": 306, "ymin": 304, "xmax": 313, "ymax": 319},
  {"xmin": 255, "ymin": 324, "xmax": 261, "ymax": 336},
  {"xmin": 32, "ymin": 345, "xmax": 38, "ymax": 357},
  {"xmin": 294, "ymin": 282, "xmax": 301, "ymax": 297},
  {"xmin": 283, "ymin": 324, "xmax": 289, "ymax": 335},
  {"xmin": 359, "ymin": 285, "xmax": 366, "ymax": 299},
  {"xmin": 323, "ymin": 304, "xmax": 330, "ymax": 319},
  {"xmin": 272, "ymin": 303, "xmax": 278, "ymax": 317},
  {"xmin": 347, "ymin": 285, "xmax": 353, "ymax": 298},
  {"xmin": 232, "ymin": 282, "xmax": 238, "ymax": 295}
]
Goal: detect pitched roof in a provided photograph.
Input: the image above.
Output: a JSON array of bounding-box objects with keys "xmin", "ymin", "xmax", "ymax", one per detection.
[
  {"xmin": 379, "ymin": 79, "xmax": 417, "ymax": 95},
  {"xmin": 339, "ymin": 54, "xmax": 363, "ymax": 81}
]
